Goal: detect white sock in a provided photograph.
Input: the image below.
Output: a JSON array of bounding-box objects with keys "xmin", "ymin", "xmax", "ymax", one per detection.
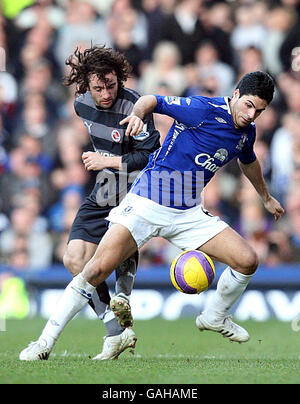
[
  {"xmin": 202, "ymin": 267, "xmax": 253, "ymax": 323},
  {"xmin": 40, "ymin": 274, "xmax": 96, "ymax": 347},
  {"xmin": 90, "ymin": 290, "xmax": 109, "ymax": 320}
]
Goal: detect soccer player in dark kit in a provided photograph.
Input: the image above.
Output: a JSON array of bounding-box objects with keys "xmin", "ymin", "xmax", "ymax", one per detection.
[{"xmin": 26, "ymin": 46, "xmax": 160, "ymax": 360}]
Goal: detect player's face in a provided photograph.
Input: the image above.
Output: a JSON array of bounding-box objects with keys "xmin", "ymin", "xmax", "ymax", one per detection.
[
  {"xmin": 89, "ymin": 72, "xmax": 119, "ymax": 109},
  {"xmin": 230, "ymin": 89, "xmax": 268, "ymax": 129}
]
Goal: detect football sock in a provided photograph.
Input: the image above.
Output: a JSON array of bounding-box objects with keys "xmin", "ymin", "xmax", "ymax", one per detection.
[
  {"xmin": 90, "ymin": 292, "xmax": 124, "ymax": 337},
  {"xmin": 202, "ymin": 266, "xmax": 253, "ymax": 323},
  {"xmin": 40, "ymin": 273, "xmax": 96, "ymax": 347},
  {"xmin": 115, "ymin": 254, "xmax": 137, "ymax": 296},
  {"xmin": 88, "ymin": 282, "xmax": 110, "ymax": 320},
  {"xmin": 88, "ymin": 278, "xmax": 128, "ymax": 337},
  {"xmin": 91, "ymin": 255, "xmax": 137, "ymax": 337},
  {"xmin": 103, "ymin": 310, "xmax": 124, "ymax": 337}
]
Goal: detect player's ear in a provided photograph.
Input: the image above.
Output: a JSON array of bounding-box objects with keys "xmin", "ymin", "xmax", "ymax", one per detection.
[
  {"xmin": 232, "ymin": 89, "xmax": 240, "ymax": 102},
  {"xmin": 234, "ymin": 89, "xmax": 240, "ymax": 98}
]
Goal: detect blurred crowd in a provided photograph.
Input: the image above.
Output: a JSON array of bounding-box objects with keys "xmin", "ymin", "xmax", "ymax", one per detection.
[{"xmin": 0, "ymin": 0, "xmax": 300, "ymax": 272}]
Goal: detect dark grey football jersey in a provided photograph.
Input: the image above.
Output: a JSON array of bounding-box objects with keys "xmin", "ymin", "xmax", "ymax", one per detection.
[{"xmin": 74, "ymin": 87, "xmax": 161, "ymax": 206}]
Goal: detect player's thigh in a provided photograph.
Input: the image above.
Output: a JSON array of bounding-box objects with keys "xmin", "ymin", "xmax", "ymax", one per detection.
[
  {"xmin": 82, "ymin": 224, "xmax": 138, "ymax": 284},
  {"xmin": 64, "ymin": 239, "xmax": 98, "ymax": 276},
  {"xmin": 198, "ymin": 227, "xmax": 258, "ymax": 275}
]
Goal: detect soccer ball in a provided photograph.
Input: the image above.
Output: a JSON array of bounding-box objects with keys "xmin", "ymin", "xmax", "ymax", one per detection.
[{"xmin": 170, "ymin": 250, "xmax": 215, "ymax": 294}]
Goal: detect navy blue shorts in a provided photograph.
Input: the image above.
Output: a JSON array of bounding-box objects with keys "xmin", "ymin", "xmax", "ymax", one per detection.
[{"xmin": 68, "ymin": 197, "xmax": 111, "ymax": 245}]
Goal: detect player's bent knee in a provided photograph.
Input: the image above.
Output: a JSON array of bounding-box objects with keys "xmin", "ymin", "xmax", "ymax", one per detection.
[
  {"xmin": 83, "ymin": 251, "xmax": 118, "ymax": 285},
  {"xmin": 83, "ymin": 257, "xmax": 110, "ymax": 283},
  {"xmin": 237, "ymin": 249, "xmax": 259, "ymax": 275},
  {"xmin": 228, "ymin": 244, "xmax": 258, "ymax": 275}
]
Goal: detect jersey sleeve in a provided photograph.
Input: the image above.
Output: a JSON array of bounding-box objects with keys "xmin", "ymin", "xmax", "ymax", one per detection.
[
  {"xmin": 121, "ymin": 113, "xmax": 161, "ymax": 172},
  {"xmin": 238, "ymin": 127, "xmax": 257, "ymax": 164},
  {"xmin": 154, "ymin": 95, "xmax": 212, "ymax": 127}
]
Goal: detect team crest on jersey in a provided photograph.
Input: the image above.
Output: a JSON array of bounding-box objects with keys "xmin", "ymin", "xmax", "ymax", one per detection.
[
  {"xmin": 214, "ymin": 148, "xmax": 228, "ymax": 162},
  {"xmin": 236, "ymin": 134, "xmax": 248, "ymax": 151},
  {"xmin": 133, "ymin": 123, "xmax": 150, "ymax": 141},
  {"xmin": 121, "ymin": 205, "xmax": 133, "ymax": 216},
  {"xmin": 133, "ymin": 132, "xmax": 150, "ymax": 141},
  {"xmin": 111, "ymin": 129, "xmax": 121, "ymax": 143},
  {"xmin": 165, "ymin": 96, "xmax": 181, "ymax": 106}
]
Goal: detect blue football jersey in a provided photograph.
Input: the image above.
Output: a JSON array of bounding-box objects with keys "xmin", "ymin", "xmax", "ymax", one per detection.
[{"xmin": 130, "ymin": 95, "xmax": 257, "ymax": 209}]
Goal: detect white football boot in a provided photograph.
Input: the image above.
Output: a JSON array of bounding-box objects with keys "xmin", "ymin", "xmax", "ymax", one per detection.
[
  {"xmin": 110, "ymin": 293, "xmax": 133, "ymax": 328},
  {"xmin": 93, "ymin": 328, "xmax": 137, "ymax": 360},
  {"xmin": 19, "ymin": 338, "xmax": 54, "ymax": 361},
  {"xmin": 196, "ymin": 314, "xmax": 250, "ymax": 343}
]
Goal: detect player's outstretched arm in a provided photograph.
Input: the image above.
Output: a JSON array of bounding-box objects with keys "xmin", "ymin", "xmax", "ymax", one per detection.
[
  {"xmin": 238, "ymin": 159, "xmax": 284, "ymax": 221},
  {"xmin": 82, "ymin": 151, "xmax": 122, "ymax": 171},
  {"xmin": 120, "ymin": 95, "xmax": 157, "ymax": 137}
]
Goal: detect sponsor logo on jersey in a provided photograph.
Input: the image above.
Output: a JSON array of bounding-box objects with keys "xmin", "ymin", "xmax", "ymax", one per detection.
[
  {"xmin": 195, "ymin": 153, "xmax": 221, "ymax": 173},
  {"xmin": 215, "ymin": 117, "xmax": 227, "ymax": 124},
  {"xmin": 98, "ymin": 151, "xmax": 116, "ymax": 157},
  {"xmin": 84, "ymin": 121, "xmax": 93, "ymax": 134},
  {"xmin": 111, "ymin": 129, "xmax": 121, "ymax": 142},
  {"xmin": 214, "ymin": 148, "xmax": 228, "ymax": 162}
]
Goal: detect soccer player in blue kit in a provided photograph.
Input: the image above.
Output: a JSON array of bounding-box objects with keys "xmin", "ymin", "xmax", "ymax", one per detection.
[{"xmin": 20, "ymin": 71, "xmax": 284, "ymax": 359}]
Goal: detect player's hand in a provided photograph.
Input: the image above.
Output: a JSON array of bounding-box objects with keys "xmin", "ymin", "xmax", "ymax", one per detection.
[
  {"xmin": 120, "ymin": 114, "xmax": 144, "ymax": 137},
  {"xmin": 82, "ymin": 152, "xmax": 107, "ymax": 171},
  {"xmin": 263, "ymin": 195, "xmax": 285, "ymax": 221}
]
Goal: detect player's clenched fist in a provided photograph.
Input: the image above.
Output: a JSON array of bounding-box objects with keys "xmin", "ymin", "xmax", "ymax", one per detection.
[{"xmin": 82, "ymin": 151, "xmax": 106, "ymax": 171}]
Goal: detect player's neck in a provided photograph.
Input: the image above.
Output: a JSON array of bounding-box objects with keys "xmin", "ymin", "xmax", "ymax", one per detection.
[{"xmin": 228, "ymin": 98, "xmax": 239, "ymax": 129}]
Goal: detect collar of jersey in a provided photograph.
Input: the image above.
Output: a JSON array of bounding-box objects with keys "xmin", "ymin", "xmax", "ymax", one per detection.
[
  {"xmin": 224, "ymin": 97, "xmax": 231, "ymax": 114},
  {"xmin": 223, "ymin": 96, "xmax": 236, "ymax": 129}
]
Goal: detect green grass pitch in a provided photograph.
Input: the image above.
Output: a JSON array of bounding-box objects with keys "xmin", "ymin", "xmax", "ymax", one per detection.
[{"xmin": 1, "ymin": 317, "xmax": 300, "ymax": 384}]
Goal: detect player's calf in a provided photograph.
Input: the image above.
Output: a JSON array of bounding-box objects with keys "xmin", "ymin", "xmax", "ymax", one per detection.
[
  {"xmin": 63, "ymin": 240, "xmax": 97, "ymax": 276},
  {"xmin": 81, "ymin": 255, "xmax": 113, "ymax": 287}
]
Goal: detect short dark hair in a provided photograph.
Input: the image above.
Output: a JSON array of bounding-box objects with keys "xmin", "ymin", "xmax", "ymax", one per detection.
[
  {"xmin": 63, "ymin": 45, "xmax": 132, "ymax": 95},
  {"xmin": 235, "ymin": 71, "xmax": 275, "ymax": 105}
]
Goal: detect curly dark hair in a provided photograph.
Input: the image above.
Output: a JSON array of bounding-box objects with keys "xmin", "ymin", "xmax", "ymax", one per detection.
[{"xmin": 63, "ymin": 45, "xmax": 132, "ymax": 95}]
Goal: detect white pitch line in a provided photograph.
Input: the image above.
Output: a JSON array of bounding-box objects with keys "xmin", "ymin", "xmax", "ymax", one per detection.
[{"xmin": 49, "ymin": 352, "xmax": 207, "ymax": 360}]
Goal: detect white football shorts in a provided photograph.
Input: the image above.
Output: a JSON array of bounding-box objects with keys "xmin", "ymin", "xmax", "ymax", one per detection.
[{"xmin": 107, "ymin": 193, "xmax": 228, "ymax": 250}]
